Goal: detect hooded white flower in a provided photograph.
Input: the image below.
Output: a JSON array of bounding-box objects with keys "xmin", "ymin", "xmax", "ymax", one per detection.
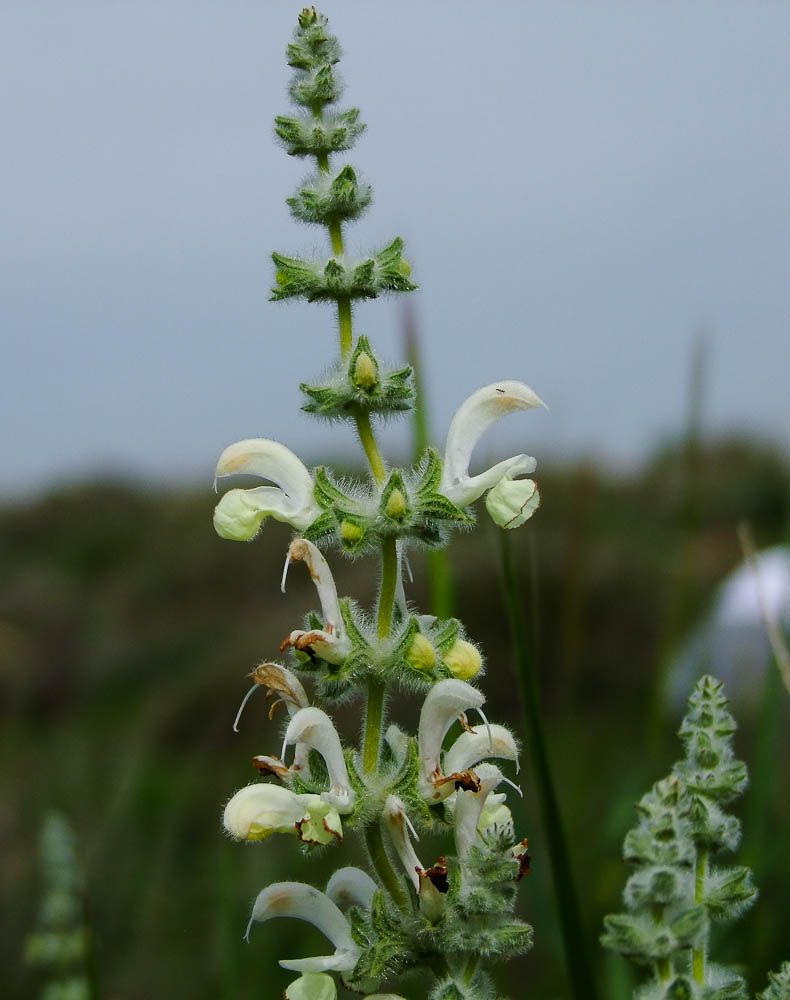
[
  {"xmin": 485, "ymin": 473, "xmax": 541, "ymax": 529},
  {"xmin": 439, "ymin": 380, "xmax": 543, "ymax": 509},
  {"xmin": 417, "ymin": 679, "xmax": 488, "ymax": 802},
  {"xmin": 454, "ymin": 763, "xmax": 512, "ymax": 858},
  {"xmin": 282, "ymin": 707, "xmax": 356, "ymax": 813},
  {"xmin": 325, "ymin": 867, "xmax": 378, "ymax": 911},
  {"xmin": 245, "ymin": 882, "xmax": 360, "ymax": 974},
  {"xmin": 223, "ymin": 783, "xmax": 342, "ymax": 846},
  {"xmin": 213, "ymin": 439, "xmax": 322, "ymax": 540},
  {"xmin": 477, "ymin": 791, "xmax": 514, "ymax": 839},
  {"xmin": 281, "ymin": 539, "xmax": 352, "ymax": 665},
  {"xmin": 383, "ymin": 795, "xmax": 423, "ymax": 892}
]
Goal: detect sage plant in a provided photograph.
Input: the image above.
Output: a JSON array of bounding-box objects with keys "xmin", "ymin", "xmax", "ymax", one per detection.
[
  {"xmin": 603, "ymin": 676, "xmax": 790, "ymax": 1000},
  {"xmin": 214, "ymin": 9, "xmax": 540, "ymax": 999}
]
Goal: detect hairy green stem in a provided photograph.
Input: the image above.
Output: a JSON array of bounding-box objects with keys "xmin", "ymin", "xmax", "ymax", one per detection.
[
  {"xmin": 499, "ymin": 532, "xmax": 600, "ymax": 1000},
  {"xmin": 362, "ymin": 676, "xmax": 386, "ymax": 774},
  {"xmin": 462, "ymin": 953, "xmax": 479, "ymax": 985},
  {"xmin": 365, "ymin": 821, "xmax": 407, "ymax": 910},
  {"xmin": 693, "ymin": 846, "xmax": 709, "ymax": 984},
  {"xmin": 355, "ymin": 406, "xmax": 387, "ymax": 484}
]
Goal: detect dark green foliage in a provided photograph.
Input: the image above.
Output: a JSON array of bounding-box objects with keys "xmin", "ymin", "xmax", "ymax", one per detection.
[{"xmin": 759, "ymin": 963, "xmax": 790, "ymax": 1000}]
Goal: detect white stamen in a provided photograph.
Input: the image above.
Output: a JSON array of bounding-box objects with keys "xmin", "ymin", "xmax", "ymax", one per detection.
[
  {"xmin": 403, "ymin": 809, "xmax": 420, "ymax": 842},
  {"xmin": 502, "ymin": 775, "xmax": 523, "ymax": 798},
  {"xmin": 477, "ymin": 707, "xmax": 493, "ymax": 751},
  {"xmin": 233, "ymin": 683, "xmax": 259, "ymax": 733},
  {"xmin": 281, "ymin": 549, "xmax": 292, "ymax": 593},
  {"xmin": 404, "ymin": 555, "xmax": 414, "ymax": 583}
]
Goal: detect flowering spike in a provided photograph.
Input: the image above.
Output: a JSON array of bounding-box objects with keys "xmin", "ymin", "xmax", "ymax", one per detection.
[
  {"xmin": 440, "ymin": 381, "xmax": 543, "ymax": 508},
  {"xmin": 245, "ymin": 882, "xmax": 360, "ymax": 973}
]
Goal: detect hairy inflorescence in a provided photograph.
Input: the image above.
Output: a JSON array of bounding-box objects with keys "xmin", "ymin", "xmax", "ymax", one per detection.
[{"xmin": 212, "ymin": 8, "xmax": 542, "ymax": 999}]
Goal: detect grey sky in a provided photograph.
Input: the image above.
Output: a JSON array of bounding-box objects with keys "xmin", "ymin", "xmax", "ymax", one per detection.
[{"xmin": 2, "ymin": 1, "xmax": 788, "ymax": 497}]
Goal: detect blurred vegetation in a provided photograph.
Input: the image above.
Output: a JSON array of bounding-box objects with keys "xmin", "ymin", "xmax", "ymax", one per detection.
[{"xmin": 1, "ymin": 435, "xmax": 788, "ymax": 999}]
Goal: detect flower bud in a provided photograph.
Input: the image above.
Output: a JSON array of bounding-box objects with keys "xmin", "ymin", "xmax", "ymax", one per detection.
[
  {"xmin": 352, "ymin": 351, "xmax": 378, "ymax": 390},
  {"xmin": 406, "ymin": 633, "xmax": 437, "ymax": 673},
  {"xmin": 442, "ymin": 639, "xmax": 482, "ymax": 680},
  {"xmin": 384, "ymin": 487, "xmax": 408, "ymax": 521},
  {"xmin": 340, "ymin": 519, "xmax": 364, "ymax": 544},
  {"xmin": 485, "ymin": 475, "xmax": 540, "ymax": 529}
]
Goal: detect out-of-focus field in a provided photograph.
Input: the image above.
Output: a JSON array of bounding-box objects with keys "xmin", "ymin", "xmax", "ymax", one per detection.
[{"xmin": 2, "ymin": 436, "xmax": 788, "ymax": 999}]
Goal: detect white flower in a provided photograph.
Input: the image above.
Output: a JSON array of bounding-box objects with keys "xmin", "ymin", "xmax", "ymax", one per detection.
[
  {"xmin": 223, "ymin": 783, "xmax": 342, "ymax": 846},
  {"xmin": 417, "ymin": 679, "xmax": 488, "ymax": 801},
  {"xmin": 285, "ymin": 973, "xmax": 337, "ymax": 1000},
  {"xmin": 440, "ymin": 380, "xmax": 543, "ymax": 509},
  {"xmin": 485, "ymin": 474, "xmax": 541, "ymax": 529},
  {"xmin": 281, "ymin": 539, "xmax": 351, "ymax": 665},
  {"xmin": 325, "ymin": 867, "xmax": 378, "ymax": 911},
  {"xmin": 383, "ymin": 795, "xmax": 423, "ymax": 892},
  {"xmin": 245, "ymin": 882, "xmax": 361, "ymax": 974},
  {"xmin": 454, "ymin": 763, "xmax": 519, "ymax": 858},
  {"xmin": 477, "ymin": 791, "xmax": 514, "ymax": 839},
  {"xmin": 443, "ymin": 723, "xmax": 520, "ymax": 777},
  {"xmin": 282, "ymin": 707, "xmax": 356, "ymax": 813},
  {"xmin": 213, "ymin": 439, "xmax": 322, "ymax": 540}
]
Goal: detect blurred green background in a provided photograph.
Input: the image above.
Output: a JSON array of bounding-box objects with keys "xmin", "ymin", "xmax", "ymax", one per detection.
[{"xmin": 2, "ymin": 433, "xmax": 788, "ymax": 999}]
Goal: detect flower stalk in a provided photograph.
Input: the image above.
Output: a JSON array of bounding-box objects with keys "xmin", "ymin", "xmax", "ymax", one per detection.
[{"xmin": 214, "ymin": 9, "xmax": 542, "ymax": 997}]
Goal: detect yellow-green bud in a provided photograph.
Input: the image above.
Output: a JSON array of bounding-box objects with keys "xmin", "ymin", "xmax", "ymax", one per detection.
[
  {"xmin": 352, "ymin": 351, "xmax": 378, "ymax": 390},
  {"xmin": 340, "ymin": 520, "xmax": 364, "ymax": 543},
  {"xmin": 443, "ymin": 639, "xmax": 482, "ymax": 680},
  {"xmin": 384, "ymin": 487, "xmax": 408, "ymax": 521},
  {"xmin": 406, "ymin": 633, "xmax": 436, "ymax": 672}
]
